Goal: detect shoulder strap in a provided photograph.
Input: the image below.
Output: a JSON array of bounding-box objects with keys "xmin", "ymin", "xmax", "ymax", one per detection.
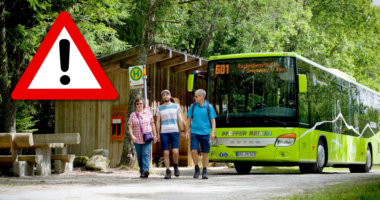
[
  {"xmin": 205, "ymin": 100, "xmax": 211, "ymax": 124},
  {"xmin": 191, "ymin": 101, "xmax": 212, "ymax": 124},
  {"xmin": 136, "ymin": 112, "xmax": 144, "ymax": 133},
  {"xmin": 191, "ymin": 102, "xmax": 197, "ymax": 119}
]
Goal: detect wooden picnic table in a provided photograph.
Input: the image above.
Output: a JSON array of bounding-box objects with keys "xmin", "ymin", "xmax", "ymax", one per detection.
[
  {"xmin": 33, "ymin": 133, "xmax": 80, "ymax": 175},
  {"xmin": 0, "ymin": 133, "xmax": 42, "ymax": 177}
]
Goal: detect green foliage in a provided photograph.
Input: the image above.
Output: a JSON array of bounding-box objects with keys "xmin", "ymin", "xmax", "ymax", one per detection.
[
  {"xmin": 16, "ymin": 101, "xmax": 38, "ymax": 133},
  {"xmin": 125, "ymin": 0, "xmax": 380, "ymax": 94},
  {"xmin": 5, "ymin": 0, "xmax": 131, "ymax": 87},
  {"xmin": 4, "ymin": 0, "xmax": 380, "ymax": 137},
  {"xmin": 74, "ymin": 156, "xmax": 89, "ymax": 167},
  {"xmin": 2, "ymin": 0, "xmax": 131, "ymax": 132},
  {"xmin": 285, "ymin": 178, "xmax": 380, "ymax": 200}
]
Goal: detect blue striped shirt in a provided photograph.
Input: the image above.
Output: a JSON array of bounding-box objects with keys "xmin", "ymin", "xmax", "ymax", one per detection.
[{"xmin": 157, "ymin": 103, "xmax": 181, "ymax": 133}]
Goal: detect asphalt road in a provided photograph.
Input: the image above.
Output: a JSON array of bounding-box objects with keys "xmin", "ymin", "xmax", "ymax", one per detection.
[{"xmin": 1, "ymin": 168, "xmax": 380, "ymax": 200}]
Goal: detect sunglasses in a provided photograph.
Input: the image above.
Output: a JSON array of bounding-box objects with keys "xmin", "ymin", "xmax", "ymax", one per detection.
[{"xmin": 136, "ymin": 103, "xmax": 143, "ymax": 105}]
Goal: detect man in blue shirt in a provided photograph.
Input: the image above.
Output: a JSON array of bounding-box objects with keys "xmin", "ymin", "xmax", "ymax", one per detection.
[{"xmin": 185, "ymin": 89, "xmax": 217, "ymax": 179}]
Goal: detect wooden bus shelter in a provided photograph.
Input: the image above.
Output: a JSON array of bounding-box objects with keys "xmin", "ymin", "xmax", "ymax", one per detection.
[{"xmin": 55, "ymin": 45, "xmax": 207, "ymax": 167}]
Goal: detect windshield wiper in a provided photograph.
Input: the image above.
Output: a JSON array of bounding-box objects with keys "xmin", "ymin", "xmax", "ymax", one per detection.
[{"xmin": 265, "ymin": 118, "xmax": 287, "ymax": 126}]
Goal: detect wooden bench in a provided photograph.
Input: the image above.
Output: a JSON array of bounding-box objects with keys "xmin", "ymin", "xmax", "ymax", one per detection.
[
  {"xmin": 33, "ymin": 133, "xmax": 80, "ymax": 175},
  {"xmin": 0, "ymin": 133, "xmax": 42, "ymax": 177}
]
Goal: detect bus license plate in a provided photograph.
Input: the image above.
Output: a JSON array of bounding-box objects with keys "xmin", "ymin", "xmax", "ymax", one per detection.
[{"xmin": 236, "ymin": 152, "xmax": 256, "ymax": 157}]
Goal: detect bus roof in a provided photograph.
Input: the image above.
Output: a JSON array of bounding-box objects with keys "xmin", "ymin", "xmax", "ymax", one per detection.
[
  {"xmin": 208, "ymin": 52, "xmax": 380, "ymax": 96},
  {"xmin": 208, "ymin": 52, "xmax": 296, "ymax": 61}
]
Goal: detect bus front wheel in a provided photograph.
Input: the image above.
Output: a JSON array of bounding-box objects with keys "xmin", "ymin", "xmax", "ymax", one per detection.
[
  {"xmin": 234, "ymin": 163, "xmax": 252, "ymax": 174},
  {"xmin": 310, "ymin": 139, "xmax": 326, "ymax": 173}
]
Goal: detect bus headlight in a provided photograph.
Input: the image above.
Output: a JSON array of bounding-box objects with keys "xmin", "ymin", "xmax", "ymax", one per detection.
[
  {"xmin": 211, "ymin": 137, "xmax": 219, "ymax": 147},
  {"xmin": 275, "ymin": 134, "xmax": 296, "ymax": 147}
]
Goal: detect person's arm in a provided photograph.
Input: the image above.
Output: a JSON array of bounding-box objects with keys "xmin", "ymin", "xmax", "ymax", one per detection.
[
  {"xmin": 156, "ymin": 116, "xmax": 161, "ymax": 142},
  {"xmin": 151, "ymin": 122, "xmax": 157, "ymax": 143},
  {"xmin": 210, "ymin": 105, "xmax": 217, "ymax": 141},
  {"xmin": 185, "ymin": 104, "xmax": 193, "ymax": 140},
  {"xmin": 178, "ymin": 112, "xmax": 185, "ymax": 139},
  {"xmin": 177, "ymin": 112, "xmax": 185, "ymax": 131},
  {"xmin": 210, "ymin": 118, "xmax": 216, "ymax": 141},
  {"xmin": 185, "ymin": 117, "xmax": 192, "ymax": 140},
  {"xmin": 128, "ymin": 124, "xmax": 136, "ymax": 142},
  {"xmin": 128, "ymin": 114, "xmax": 136, "ymax": 142}
]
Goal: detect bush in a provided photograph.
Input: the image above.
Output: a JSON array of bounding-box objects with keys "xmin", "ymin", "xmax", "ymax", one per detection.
[{"xmin": 73, "ymin": 156, "xmax": 89, "ymax": 167}]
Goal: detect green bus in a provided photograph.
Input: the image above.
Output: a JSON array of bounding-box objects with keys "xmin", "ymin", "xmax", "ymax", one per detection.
[{"xmin": 187, "ymin": 53, "xmax": 379, "ymax": 174}]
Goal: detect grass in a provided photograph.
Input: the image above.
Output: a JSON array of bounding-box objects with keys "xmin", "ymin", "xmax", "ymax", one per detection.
[
  {"xmin": 277, "ymin": 178, "xmax": 380, "ymax": 200},
  {"xmin": 0, "ymin": 183, "xmax": 31, "ymax": 187},
  {"xmin": 230, "ymin": 165, "xmax": 380, "ymax": 174}
]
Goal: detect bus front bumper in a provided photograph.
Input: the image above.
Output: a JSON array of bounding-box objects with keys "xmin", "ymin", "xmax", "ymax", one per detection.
[{"xmin": 209, "ymin": 143, "xmax": 299, "ymax": 163}]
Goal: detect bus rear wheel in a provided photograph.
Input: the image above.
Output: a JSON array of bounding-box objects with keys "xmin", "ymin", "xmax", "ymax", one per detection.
[
  {"xmin": 234, "ymin": 163, "xmax": 252, "ymax": 174},
  {"xmin": 349, "ymin": 146, "xmax": 372, "ymax": 173},
  {"xmin": 310, "ymin": 139, "xmax": 326, "ymax": 173}
]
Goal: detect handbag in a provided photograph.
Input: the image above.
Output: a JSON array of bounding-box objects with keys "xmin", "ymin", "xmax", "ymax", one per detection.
[{"xmin": 136, "ymin": 112, "xmax": 154, "ymax": 142}]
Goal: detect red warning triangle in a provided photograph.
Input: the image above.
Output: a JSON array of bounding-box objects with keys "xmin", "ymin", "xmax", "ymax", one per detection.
[{"xmin": 12, "ymin": 11, "xmax": 118, "ymax": 100}]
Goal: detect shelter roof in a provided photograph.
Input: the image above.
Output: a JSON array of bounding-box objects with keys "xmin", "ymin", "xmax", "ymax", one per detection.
[{"xmin": 97, "ymin": 45, "xmax": 208, "ymax": 75}]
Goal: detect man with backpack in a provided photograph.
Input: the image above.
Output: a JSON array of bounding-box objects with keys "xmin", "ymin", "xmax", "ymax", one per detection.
[{"xmin": 185, "ymin": 89, "xmax": 217, "ymax": 179}]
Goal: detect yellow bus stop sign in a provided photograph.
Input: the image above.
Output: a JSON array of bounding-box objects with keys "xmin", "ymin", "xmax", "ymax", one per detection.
[{"xmin": 129, "ymin": 65, "xmax": 144, "ymax": 88}]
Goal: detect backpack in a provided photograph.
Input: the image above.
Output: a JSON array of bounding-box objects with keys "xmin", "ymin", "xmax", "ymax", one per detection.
[{"xmin": 191, "ymin": 100, "xmax": 211, "ymax": 125}]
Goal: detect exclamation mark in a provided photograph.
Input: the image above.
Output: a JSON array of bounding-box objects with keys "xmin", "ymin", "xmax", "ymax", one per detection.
[{"xmin": 59, "ymin": 39, "xmax": 70, "ymax": 85}]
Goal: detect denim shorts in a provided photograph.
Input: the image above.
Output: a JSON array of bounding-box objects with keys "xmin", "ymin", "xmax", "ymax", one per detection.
[
  {"xmin": 191, "ymin": 133, "xmax": 210, "ymax": 153},
  {"xmin": 160, "ymin": 132, "xmax": 180, "ymax": 151}
]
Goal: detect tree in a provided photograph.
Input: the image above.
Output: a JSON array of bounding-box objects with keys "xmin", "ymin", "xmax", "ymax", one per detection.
[
  {"xmin": 119, "ymin": 0, "xmax": 198, "ymax": 166},
  {"xmin": 0, "ymin": 0, "xmax": 130, "ymax": 133}
]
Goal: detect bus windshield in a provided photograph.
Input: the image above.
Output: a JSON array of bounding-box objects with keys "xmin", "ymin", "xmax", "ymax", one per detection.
[{"xmin": 208, "ymin": 56, "xmax": 297, "ymax": 127}]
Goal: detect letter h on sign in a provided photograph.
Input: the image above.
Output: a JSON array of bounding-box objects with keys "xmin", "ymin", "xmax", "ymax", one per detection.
[{"xmin": 132, "ymin": 70, "xmax": 140, "ymax": 79}]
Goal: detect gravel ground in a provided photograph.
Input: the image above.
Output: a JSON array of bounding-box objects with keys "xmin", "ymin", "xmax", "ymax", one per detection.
[{"xmin": 1, "ymin": 167, "xmax": 379, "ymax": 200}]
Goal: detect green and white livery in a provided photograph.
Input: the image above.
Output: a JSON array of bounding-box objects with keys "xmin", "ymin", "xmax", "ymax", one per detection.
[{"xmin": 188, "ymin": 53, "xmax": 379, "ymax": 174}]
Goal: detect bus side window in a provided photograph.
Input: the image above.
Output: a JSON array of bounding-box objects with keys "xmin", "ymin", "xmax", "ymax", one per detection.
[{"xmin": 297, "ymin": 59, "xmax": 310, "ymax": 125}]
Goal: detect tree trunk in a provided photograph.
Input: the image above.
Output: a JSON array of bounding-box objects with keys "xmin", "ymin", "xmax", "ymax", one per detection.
[
  {"xmin": 120, "ymin": 0, "xmax": 159, "ymax": 167},
  {"xmin": 0, "ymin": 0, "xmax": 17, "ymax": 133},
  {"xmin": 119, "ymin": 89, "xmax": 138, "ymax": 166}
]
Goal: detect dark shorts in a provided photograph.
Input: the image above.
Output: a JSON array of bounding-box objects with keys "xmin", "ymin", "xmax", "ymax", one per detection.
[
  {"xmin": 160, "ymin": 132, "xmax": 180, "ymax": 151},
  {"xmin": 191, "ymin": 133, "xmax": 210, "ymax": 153}
]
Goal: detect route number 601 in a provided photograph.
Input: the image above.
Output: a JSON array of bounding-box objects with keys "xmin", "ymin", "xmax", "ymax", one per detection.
[{"xmin": 216, "ymin": 64, "xmax": 229, "ymax": 75}]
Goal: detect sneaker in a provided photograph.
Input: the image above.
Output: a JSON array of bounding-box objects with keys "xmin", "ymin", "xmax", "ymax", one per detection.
[
  {"xmin": 140, "ymin": 174, "xmax": 144, "ymax": 178},
  {"xmin": 144, "ymin": 170, "xmax": 149, "ymax": 178},
  {"xmin": 174, "ymin": 163, "xmax": 180, "ymax": 177},
  {"xmin": 193, "ymin": 165, "xmax": 200, "ymax": 178},
  {"xmin": 202, "ymin": 168, "xmax": 208, "ymax": 179},
  {"xmin": 164, "ymin": 169, "xmax": 171, "ymax": 179}
]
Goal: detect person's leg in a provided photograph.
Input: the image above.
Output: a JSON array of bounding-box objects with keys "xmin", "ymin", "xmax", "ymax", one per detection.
[
  {"xmin": 199, "ymin": 134, "xmax": 211, "ymax": 179},
  {"xmin": 172, "ymin": 148, "xmax": 179, "ymax": 163},
  {"xmin": 172, "ymin": 132, "xmax": 180, "ymax": 164},
  {"xmin": 171, "ymin": 132, "xmax": 180, "ymax": 177},
  {"xmin": 202, "ymin": 153, "xmax": 209, "ymax": 169},
  {"xmin": 163, "ymin": 150, "xmax": 171, "ymax": 179},
  {"xmin": 134, "ymin": 143, "xmax": 144, "ymax": 175},
  {"xmin": 142, "ymin": 141, "xmax": 152, "ymax": 177},
  {"xmin": 191, "ymin": 150, "xmax": 199, "ymax": 165},
  {"xmin": 160, "ymin": 133, "xmax": 171, "ymax": 179},
  {"xmin": 163, "ymin": 150, "xmax": 170, "ymax": 169},
  {"xmin": 160, "ymin": 133, "xmax": 171, "ymax": 169},
  {"xmin": 191, "ymin": 133, "xmax": 201, "ymax": 178}
]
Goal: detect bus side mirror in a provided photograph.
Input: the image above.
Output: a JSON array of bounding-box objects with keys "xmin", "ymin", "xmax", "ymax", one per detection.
[
  {"xmin": 188, "ymin": 74, "xmax": 195, "ymax": 92},
  {"xmin": 187, "ymin": 70, "xmax": 207, "ymax": 92},
  {"xmin": 298, "ymin": 74, "xmax": 307, "ymax": 93}
]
